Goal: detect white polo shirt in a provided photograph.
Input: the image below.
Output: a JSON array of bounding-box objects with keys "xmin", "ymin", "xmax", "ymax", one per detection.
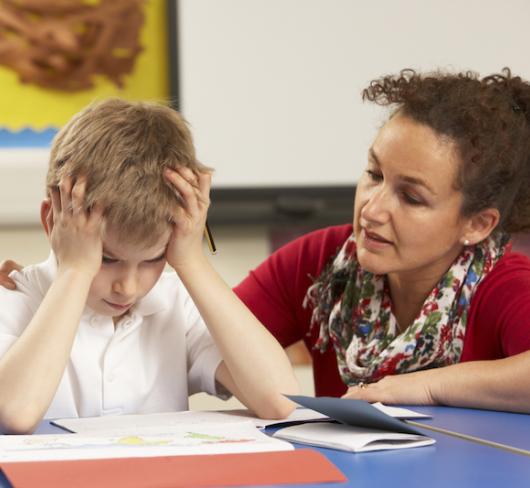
[{"xmin": 0, "ymin": 254, "xmax": 225, "ymax": 419}]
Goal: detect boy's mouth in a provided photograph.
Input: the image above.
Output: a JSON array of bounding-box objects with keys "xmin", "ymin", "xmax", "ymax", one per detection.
[{"xmin": 103, "ymin": 300, "xmax": 132, "ymax": 311}]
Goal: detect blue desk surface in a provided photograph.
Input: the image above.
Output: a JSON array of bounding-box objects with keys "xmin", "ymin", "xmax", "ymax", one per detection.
[
  {"xmin": 406, "ymin": 405, "xmax": 530, "ymax": 452},
  {"xmin": 1, "ymin": 410, "xmax": 529, "ymax": 488},
  {"xmin": 279, "ymin": 429, "xmax": 530, "ymax": 488}
]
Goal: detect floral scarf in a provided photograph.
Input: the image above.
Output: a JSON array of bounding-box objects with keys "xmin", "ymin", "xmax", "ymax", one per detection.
[{"xmin": 304, "ymin": 232, "xmax": 509, "ymax": 386}]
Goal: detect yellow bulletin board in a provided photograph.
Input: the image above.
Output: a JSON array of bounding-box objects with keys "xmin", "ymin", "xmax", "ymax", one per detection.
[{"xmin": 0, "ymin": 0, "xmax": 169, "ymax": 132}]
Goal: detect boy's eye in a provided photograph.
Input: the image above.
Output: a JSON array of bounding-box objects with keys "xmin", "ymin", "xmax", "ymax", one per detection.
[
  {"xmin": 146, "ymin": 255, "xmax": 165, "ymax": 264},
  {"xmin": 102, "ymin": 256, "xmax": 118, "ymax": 264}
]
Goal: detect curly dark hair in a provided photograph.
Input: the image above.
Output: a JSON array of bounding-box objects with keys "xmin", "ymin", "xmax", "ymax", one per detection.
[{"xmin": 362, "ymin": 68, "xmax": 530, "ymax": 234}]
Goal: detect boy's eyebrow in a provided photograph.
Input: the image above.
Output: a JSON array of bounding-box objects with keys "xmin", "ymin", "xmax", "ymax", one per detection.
[{"xmin": 368, "ymin": 148, "xmax": 437, "ymax": 195}]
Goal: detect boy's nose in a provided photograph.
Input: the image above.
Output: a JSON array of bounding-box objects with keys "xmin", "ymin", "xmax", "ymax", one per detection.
[{"xmin": 112, "ymin": 272, "xmax": 137, "ymax": 298}]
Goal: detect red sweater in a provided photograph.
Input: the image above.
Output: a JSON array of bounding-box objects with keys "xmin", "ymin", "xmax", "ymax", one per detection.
[{"xmin": 234, "ymin": 225, "xmax": 530, "ymax": 397}]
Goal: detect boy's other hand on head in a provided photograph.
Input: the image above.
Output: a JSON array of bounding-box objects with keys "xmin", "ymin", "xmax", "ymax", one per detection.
[
  {"xmin": 49, "ymin": 176, "xmax": 105, "ymax": 279},
  {"xmin": 0, "ymin": 260, "xmax": 23, "ymax": 290},
  {"xmin": 164, "ymin": 167, "xmax": 212, "ymax": 270}
]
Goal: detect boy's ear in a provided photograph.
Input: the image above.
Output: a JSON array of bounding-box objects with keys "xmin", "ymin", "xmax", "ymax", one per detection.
[
  {"xmin": 461, "ymin": 207, "xmax": 500, "ymax": 246},
  {"xmin": 40, "ymin": 198, "xmax": 53, "ymax": 237}
]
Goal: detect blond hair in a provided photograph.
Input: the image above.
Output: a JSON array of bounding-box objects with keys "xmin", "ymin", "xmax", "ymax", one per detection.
[{"xmin": 47, "ymin": 98, "xmax": 208, "ymax": 246}]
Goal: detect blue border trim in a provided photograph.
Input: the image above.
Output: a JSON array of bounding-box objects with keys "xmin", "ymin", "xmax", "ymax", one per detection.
[{"xmin": 0, "ymin": 128, "xmax": 57, "ymax": 148}]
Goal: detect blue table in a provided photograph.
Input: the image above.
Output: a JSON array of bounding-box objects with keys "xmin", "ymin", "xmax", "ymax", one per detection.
[
  {"xmin": 405, "ymin": 405, "xmax": 530, "ymax": 452},
  {"xmin": 277, "ymin": 430, "xmax": 530, "ymax": 488},
  {"xmin": 1, "ymin": 408, "xmax": 529, "ymax": 488}
]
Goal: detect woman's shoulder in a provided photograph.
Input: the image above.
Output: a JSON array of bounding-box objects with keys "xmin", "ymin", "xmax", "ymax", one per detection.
[
  {"xmin": 479, "ymin": 251, "xmax": 530, "ymax": 290},
  {"xmin": 472, "ymin": 251, "xmax": 530, "ymax": 307},
  {"xmin": 465, "ymin": 251, "xmax": 530, "ymax": 359},
  {"xmin": 235, "ymin": 224, "xmax": 353, "ymax": 300}
]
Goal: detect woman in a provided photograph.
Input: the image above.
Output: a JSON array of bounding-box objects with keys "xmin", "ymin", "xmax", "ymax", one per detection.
[
  {"xmin": 3, "ymin": 68, "xmax": 530, "ymax": 413},
  {"xmin": 234, "ymin": 68, "xmax": 530, "ymax": 413}
]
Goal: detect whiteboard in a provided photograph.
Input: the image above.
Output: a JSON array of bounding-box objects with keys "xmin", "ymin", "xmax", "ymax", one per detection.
[{"xmin": 178, "ymin": 0, "xmax": 530, "ymax": 189}]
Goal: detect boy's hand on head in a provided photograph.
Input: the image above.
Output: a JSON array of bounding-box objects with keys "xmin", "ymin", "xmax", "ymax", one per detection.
[
  {"xmin": 49, "ymin": 176, "xmax": 105, "ymax": 278},
  {"xmin": 164, "ymin": 167, "xmax": 211, "ymax": 269}
]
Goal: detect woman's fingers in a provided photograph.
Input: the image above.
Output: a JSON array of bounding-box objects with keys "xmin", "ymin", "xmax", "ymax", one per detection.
[
  {"xmin": 0, "ymin": 275, "xmax": 16, "ymax": 290},
  {"xmin": 0, "ymin": 260, "xmax": 23, "ymax": 274},
  {"xmin": 0, "ymin": 260, "xmax": 23, "ymax": 290}
]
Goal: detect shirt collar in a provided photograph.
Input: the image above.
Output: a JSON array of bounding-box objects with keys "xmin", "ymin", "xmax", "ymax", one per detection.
[{"xmin": 130, "ymin": 274, "xmax": 170, "ymax": 317}]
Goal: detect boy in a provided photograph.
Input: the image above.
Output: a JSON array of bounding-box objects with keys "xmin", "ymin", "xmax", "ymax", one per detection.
[{"xmin": 0, "ymin": 99, "xmax": 298, "ymax": 434}]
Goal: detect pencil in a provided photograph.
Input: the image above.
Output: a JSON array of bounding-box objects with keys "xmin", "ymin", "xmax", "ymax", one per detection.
[{"xmin": 204, "ymin": 220, "xmax": 217, "ymax": 254}]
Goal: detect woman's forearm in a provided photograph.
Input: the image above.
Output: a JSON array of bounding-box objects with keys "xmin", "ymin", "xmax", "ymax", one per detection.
[
  {"xmin": 343, "ymin": 351, "xmax": 530, "ymax": 413},
  {"xmin": 432, "ymin": 351, "xmax": 530, "ymax": 413}
]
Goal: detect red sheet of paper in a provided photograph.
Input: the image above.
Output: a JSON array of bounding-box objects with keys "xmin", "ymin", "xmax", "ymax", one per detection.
[{"xmin": 1, "ymin": 449, "xmax": 346, "ymax": 487}]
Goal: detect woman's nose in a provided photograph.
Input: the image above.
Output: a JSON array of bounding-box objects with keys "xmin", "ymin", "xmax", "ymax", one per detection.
[{"xmin": 361, "ymin": 186, "xmax": 391, "ymax": 224}]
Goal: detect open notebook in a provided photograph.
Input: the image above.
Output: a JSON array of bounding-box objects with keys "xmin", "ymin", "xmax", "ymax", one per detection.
[
  {"xmin": 272, "ymin": 395, "xmax": 435, "ymax": 453},
  {"xmin": 51, "ymin": 404, "xmax": 428, "ymax": 434}
]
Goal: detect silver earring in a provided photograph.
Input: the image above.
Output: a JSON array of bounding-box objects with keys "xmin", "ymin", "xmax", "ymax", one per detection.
[{"xmin": 464, "ymin": 239, "xmax": 470, "ymax": 246}]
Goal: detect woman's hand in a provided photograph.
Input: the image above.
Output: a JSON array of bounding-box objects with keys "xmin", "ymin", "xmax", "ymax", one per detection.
[
  {"xmin": 342, "ymin": 370, "xmax": 439, "ymax": 405},
  {"xmin": 0, "ymin": 260, "xmax": 23, "ymax": 290},
  {"xmin": 49, "ymin": 176, "xmax": 104, "ymax": 278},
  {"xmin": 163, "ymin": 166, "xmax": 212, "ymax": 270}
]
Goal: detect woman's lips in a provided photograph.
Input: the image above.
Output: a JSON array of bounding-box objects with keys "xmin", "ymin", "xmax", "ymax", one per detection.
[{"xmin": 362, "ymin": 228, "xmax": 393, "ymax": 247}]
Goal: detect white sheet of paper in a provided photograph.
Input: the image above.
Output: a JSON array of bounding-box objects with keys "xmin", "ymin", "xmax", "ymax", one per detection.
[
  {"xmin": 0, "ymin": 421, "xmax": 293, "ymax": 463},
  {"xmin": 53, "ymin": 404, "xmax": 428, "ymax": 436},
  {"xmin": 372, "ymin": 403, "xmax": 430, "ymax": 419},
  {"xmin": 53, "ymin": 408, "xmax": 330, "ymax": 434}
]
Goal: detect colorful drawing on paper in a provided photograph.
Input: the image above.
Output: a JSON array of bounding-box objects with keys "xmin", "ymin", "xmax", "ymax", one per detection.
[
  {"xmin": 0, "ymin": 0, "xmax": 169, "ymax": 146},
  {"xmin": 5, "ymin": 433, "xmax": 254, "ymax": 453},
  {"xmin": 0, "ymin": 422, "xmax": 293, "ymax": 462}
]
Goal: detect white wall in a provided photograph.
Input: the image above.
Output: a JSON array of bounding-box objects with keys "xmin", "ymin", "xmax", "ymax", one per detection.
[{"xmin": 179, "ymin": 0, "xmax": 530, "ymax": 189}]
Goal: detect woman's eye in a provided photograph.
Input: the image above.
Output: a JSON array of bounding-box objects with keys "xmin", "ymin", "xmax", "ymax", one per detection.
[
  {"xmin": 366, "ymin": 169, "xmax": 383, "ymax": 182},
  {"xmin": 402, "ymin": 192, "xmax": 423, "ymax": 205}
]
